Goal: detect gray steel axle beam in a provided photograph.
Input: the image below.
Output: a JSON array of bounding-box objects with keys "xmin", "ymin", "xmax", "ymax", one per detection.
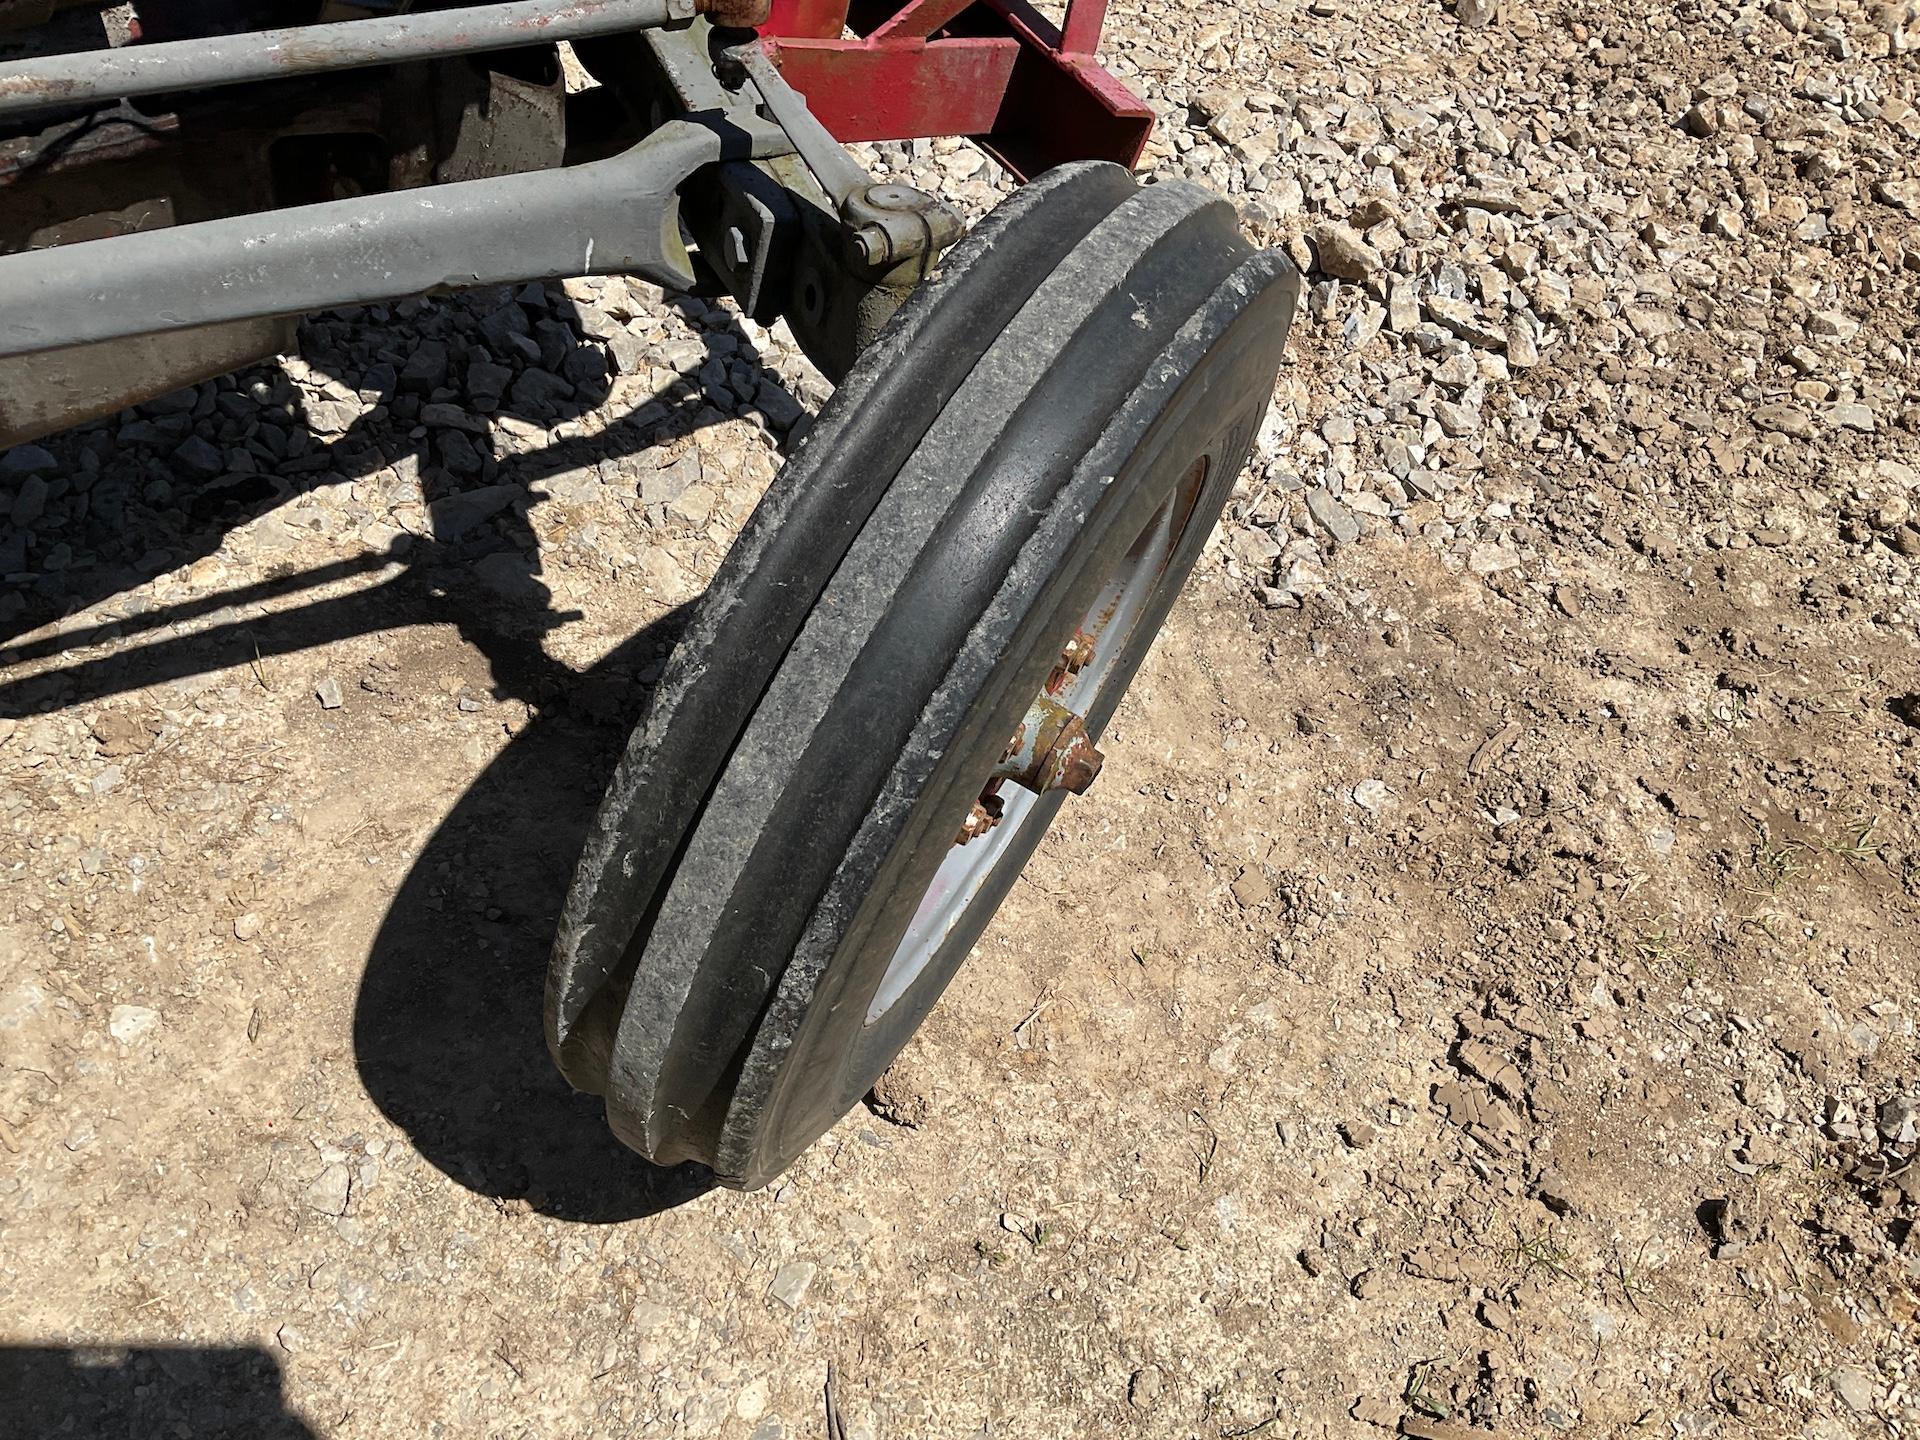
[
  {"xmin": 0, "ymin": 116, "xmax": 787, "ymax": 359},
  {"xmin": 0, "ymin": 0, "xmax": 696, "ymax": 121}
]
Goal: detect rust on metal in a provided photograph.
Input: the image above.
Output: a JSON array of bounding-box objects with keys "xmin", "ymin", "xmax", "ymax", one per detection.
[
  {"xmin": 993, "ymin": 695, "xmax": 1104, "ymax": 798},
  {"xmin": 1044, "ymin": 627, "xmax": 1096, "ymax": 696},
  {"xmin": 696, "ymin": 0, "xmax": 774, "ymax": 23},
  {"xmin": 0, "ymin": 73, "xmax": 75, "ymax": 109},
  {"xmin": 1038, "ymin": 720, "xmax": 1102, "ymax": 794},
  {"xmin": 1001, "ymin": 720, "xmax": 1026, "ymax": 763},
  {"xmin": 954, "ymin": 792, "xmax": 1005, "ymax": 846},
  {"xmin": 1058, "ymin": 628, "xmax": 1095, "ymax": 674}
]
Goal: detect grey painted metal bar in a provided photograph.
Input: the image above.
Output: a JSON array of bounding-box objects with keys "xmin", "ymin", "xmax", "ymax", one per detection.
[
  {"xmin": 0, "ymin": 120, "xmax": 748, "ymax": 358},
  {"xmin": 0, "ymin": 0, "xmax": 696, "ymax": 120},
  {"xmin": 726, "ymin": 36, "xmax": 869, "ymax": 204}
]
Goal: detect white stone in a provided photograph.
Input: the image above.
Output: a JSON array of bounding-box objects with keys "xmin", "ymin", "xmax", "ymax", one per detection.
[{"xmin": 108, "ymin": 1004, "xmax": 160, "ymax": 1045}]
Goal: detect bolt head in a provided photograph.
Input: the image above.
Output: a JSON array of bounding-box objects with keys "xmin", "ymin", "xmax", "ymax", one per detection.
[
  {"xmin": 853, "ymin": 226, "xmax": 887, "ymax": 266},
  {"xmin": 1055, "ymin": 751, "xmax": 1102, "ymax": 795},
  {"xmin": 954, "ymin": 793, "xmax": 1005, "ymax": 845},
  {"xmin": 1059, "ymin": 629, "xmax": 1097, "ymax": 674},
  {"xmin": 1042, "ymin": 728, "xmax": 1103, "ymax": 795}
]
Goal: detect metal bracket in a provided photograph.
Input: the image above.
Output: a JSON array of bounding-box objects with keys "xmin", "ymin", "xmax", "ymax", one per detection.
[
  {"xmin": 721, "ymin": 35, "xmax": 961, "ymax": 278},
  {"xmin": 756, "ymin": 0, "xmax": 1153, "ymax": 178},
  {"xmin": 565, "ymin": 18, "xmax": 957, "ymax": 378},
  {"xmin": 836, "ymin": 179, "xmax": 964, "ymax": 278}
]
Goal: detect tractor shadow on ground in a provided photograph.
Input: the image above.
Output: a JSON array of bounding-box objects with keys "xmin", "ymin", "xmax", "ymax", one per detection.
[
  {"xmin": 0, "ymin": 528, "xmax": 719, "ymax": 1219},
  {"xmin": 0, "ymin": 1343, "xmax": 317, "ymax": 1439},
  {"xmin": 352, "ymin": 600, "xmax": 719, "ymax": 1223},
  {"xmin": 0, "ymin": 287, "xmax": 803, "ymax": 679},
  {"xmin": 0, "ymin": 535, "xmax": 717, "ymax": 1218},
  {"xmin": 0, "ymin": 289, "xmax": 788, "ymax": 1220}
]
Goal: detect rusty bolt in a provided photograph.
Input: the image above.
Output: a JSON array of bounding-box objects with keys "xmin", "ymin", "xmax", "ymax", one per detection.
[
  {"xmin": 954, "ymin": 793, "xmax": 1005, "ymax": 846},
  {"xmin": 1059, "ymin": 628, "xmax": 1097, "ymax": 674},
  {"xmin": 1037, "ymin": 716, "xmax": 1103, "ymax": 795},
  {"xmin": 999, "ymin": 720, "xmax": 1027, "ymax": 767}
]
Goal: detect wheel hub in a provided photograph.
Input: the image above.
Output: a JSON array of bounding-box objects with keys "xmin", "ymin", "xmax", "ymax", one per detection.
[{"xmin": 954, "ymin": 628, "xmax": 1109, "ymax": 847}]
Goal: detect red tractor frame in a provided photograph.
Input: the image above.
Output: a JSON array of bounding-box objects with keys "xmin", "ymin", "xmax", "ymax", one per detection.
[{"xmin": 761, "ymin": 0, "xmax": 1153, "ymax": 177}]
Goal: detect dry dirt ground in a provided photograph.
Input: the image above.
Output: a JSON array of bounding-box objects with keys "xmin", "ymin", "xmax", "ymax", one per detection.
[{"xmin": 3, "ymin": 0, "xmax": 1920, "ymax": 1436}]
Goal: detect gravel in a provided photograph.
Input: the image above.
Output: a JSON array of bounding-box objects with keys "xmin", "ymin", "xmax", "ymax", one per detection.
[{"xmin": 2, "ymin": 0, "xmax": 1918, "ymax": 1435}]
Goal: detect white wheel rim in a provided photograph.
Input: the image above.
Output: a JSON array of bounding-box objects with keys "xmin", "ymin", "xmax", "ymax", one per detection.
[{"xmin": 864, "ymin": 457, "xmax": 1210, "ymax": 1025}]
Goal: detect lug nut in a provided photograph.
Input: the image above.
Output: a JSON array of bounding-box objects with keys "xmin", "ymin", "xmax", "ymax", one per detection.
[
  {"xmin": 1059, "ymin": 629, "xmax": 1096, "ymax": 674},
  {"xmin": 955, "ymin": 793, "xmax": 1005, "ymax": 846},
  {"xmin": 1039, "ymin": 720, "xmax": 1103, "ymax": 794}
]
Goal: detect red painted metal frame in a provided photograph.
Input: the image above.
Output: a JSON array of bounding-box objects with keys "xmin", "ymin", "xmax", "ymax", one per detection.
[{"xmin": 759, "ymin": 0, "xmax": 1153, "ymax": 180}]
